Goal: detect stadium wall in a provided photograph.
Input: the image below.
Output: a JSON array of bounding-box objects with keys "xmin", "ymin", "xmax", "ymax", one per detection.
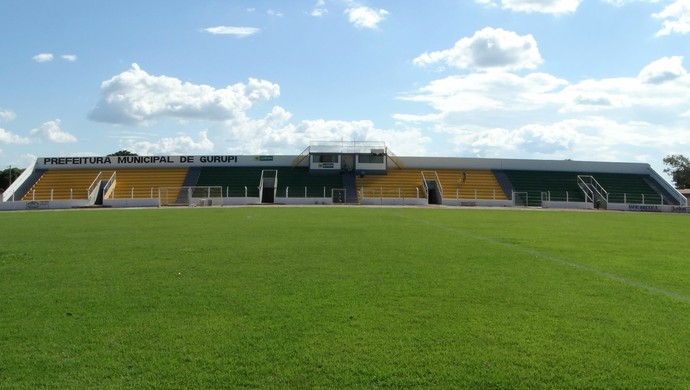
[
  {"xmin": 34, "ymin": 155, "xmax": 298, "ymax": 169},
  {"xmin": 542, "ymin": 201, "xmax": 594, "ymax": 210}
]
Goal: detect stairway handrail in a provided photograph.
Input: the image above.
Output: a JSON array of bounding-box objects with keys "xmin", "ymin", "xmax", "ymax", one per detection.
[
  {"xmin": 259, "ymin": 169, "xmax": 278, "ymax": 202},
  {"xmin": 421, "ymin": 170, "xmax": 443, "ymax": 199},
  {"xmin": 386, "ymin": 147, "xmax": 403, "ymax": 169},
  {"xmin": 102, "ymin": 171, "xmax": 117, "ymax": 199},
  {"xmin": 577, "ymin": 175, "xmax": 608, "ymax": 205},
  {"xmin": 291, "ymin": 146, "xmax": 311, "ymax": 167},
  {"xmin": 87, "ymin": 172, "xmax": 104, "ymax": 204}
]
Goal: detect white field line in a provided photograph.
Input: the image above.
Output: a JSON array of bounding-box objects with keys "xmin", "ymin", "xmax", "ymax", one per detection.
[{"xmin": 400, "ymin": 215, "xmax": 690, "ymax": 305}]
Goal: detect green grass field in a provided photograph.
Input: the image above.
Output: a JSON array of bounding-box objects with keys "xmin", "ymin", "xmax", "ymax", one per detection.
[{"xmin": 1, "ymin": 207, "xmax": 690, "ymax": 388}]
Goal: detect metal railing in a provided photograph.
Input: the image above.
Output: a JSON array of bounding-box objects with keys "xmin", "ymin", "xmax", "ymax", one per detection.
[
  {"xmin": 291, "ymin": 146, "xmax": 310, "ymax": 167},
  {"xmin": 577, "ymin": 175, "xmax": 608, "ymax": 207},
  {"xmin": 86, "ymin": 171, "xmax": 116, "ymax": 205},
  {"xmin": 386, "ymin": 147, "xmax": 403, "ymax": 169},
  {"xmin": 259, "ymin": 169, "xmax": 278, "ymax": 203},
  {"xmin": 421, "ymin": 171, "xmax": 442, "ymax": 199},
  {"xmin": 102, "ymin": 172, "xmax": 117, "ymax": 200},
  {"xmin": 360, "ymin": 187, "xmax": 421, "ymax": 200}
]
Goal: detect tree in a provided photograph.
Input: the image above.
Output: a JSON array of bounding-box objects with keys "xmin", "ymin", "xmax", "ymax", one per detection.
[
  {"xmin": 663, "ymin": 154, "xmax": 690, "ymax": 188},
  {"xmin": 108, "ymin": 150, "xmax": 138, "ymax": 156},
  {"xmin": 0, "ymin": 167, "xmax": 24, "ymax": 192}
]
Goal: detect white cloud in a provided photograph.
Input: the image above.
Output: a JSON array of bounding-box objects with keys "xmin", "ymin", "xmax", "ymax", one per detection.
[
  {"xmin": 30, "ymin": 120, "xmax": 77, "ymax": 143},
  {"xmin": 399, "ymin": 72, "xmax": 567, "ymax": 118},
  {"xmin": 475, "ymin": 0, "xmax": 499, "ymax": 8},
  {"xmin": 449, "ymin": 117, "xmax": 681, "ymax": 163},
  {"xmin": 311, "ymin": 0, "xmax": 328, "ymax": 16},
  {"xmin": 402, "ymin": 56, "xmax": 690, "ymax": 121},
  {"xmin": 267, "ymin": 9, "xmax": 284, "ymax": 17},
  {"xmin": 653, "ymin": 0, "xmax": 690, "ymax": 36},
  {"xmin": 32, "ymin": 53, "xmax": 54, "ymax": 63},
  {"xmin": 559, "ymin": 58, "xmax": 690, "ymax": 115},
  {"xmin": 204, "ymin": 26, "xmax": 260, "ymax": 37},
  {"xmin": 413, "ymin": 27, "xmax": 543, "ymax": 72},
  {"xmin": 397, "ymin": 56, "xmax": 690, "ymax": 166},
  {"xmin": 464, "ymin": 122, "xmax": 582, "ymax": 155},
  {"xmin": 0, "ymin": 128, "xmax": 30, "ymax": 144},
  {"xmin": 0, "ymin": 109, "xmax": 16, "ymax": 122},
  {"xmin": 345, "ymin": 6, "xmax": 388, "ymax": 29},
  {"xmin": 88, "ymin": 63, "xmax": 280, "ymax": 125},
  {"xmin": 216, "ymin": 105, "xmax": 429, "ymax": 156},
  {"xmin": 87, "ymin": 64, "xmax": 425, "ymax": 158},
  {"xmin": 638, "ymin": 56, "xmax": 687, "ymax": 84},
  {"xmin": 125, "ymin": 131, "xmax": 214, "ymax": 155},
  {"xmin": 20, "ymin": 153, "xmax": 37, "ymax": 168},
  {"xmin": 224, "ymin": 108, "xmax": 370, "ymax": 154},
  {"xmin": 476, "ymin": 0, "xmax": 582, "ymax": 13},
  {"xmin": 280, "ymin": 119, "xmax": 428, "ymax": 155},
  {"xmin": 360, "ymin": 126, "xmax": 432, "ymax": 156},
  {"xmin": 600, "ymin": 0, "xmax": 651, "ymax": 6},
  {"xmin": 501, "ymin": 0, "xmax": 582, "ymax": 14},
  {"xmin": 61, "ymin": 54, "xmax": 78, "ymax": 62}
]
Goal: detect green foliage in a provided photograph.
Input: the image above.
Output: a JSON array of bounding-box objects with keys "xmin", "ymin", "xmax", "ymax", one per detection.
[
  {"xmin": 1, "ymin": 208, "xmax": 690, "ymax": 388},
  {"xmin": 0, "ymin": 167, "xmax": 24, "ymax": 191},
  {"xmin": 663, "ymin": 154, "xmax": 690, "ymax": 188},
  {"xmin": 107, "ymin": 150, "xmax": 138, "ymax": 156}
]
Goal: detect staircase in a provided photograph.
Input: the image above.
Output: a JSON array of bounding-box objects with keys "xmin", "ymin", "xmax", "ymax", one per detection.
[
  {"xmin": 421, "ymin": 171, "xmax": 443, "ymax": 205},
  {"xmin": 172, "ymin": 167, "xmax": 203, "ymax": 205},
  {"xmin": 342, "ymin": 173, "xmax": 358, "ymax": 203},
  {"xmin": 577, "ymin": 175, "xmax": 608, "ymax": 209}
]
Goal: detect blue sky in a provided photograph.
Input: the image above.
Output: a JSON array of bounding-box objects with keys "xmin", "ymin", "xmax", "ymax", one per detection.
[{"xmin": 1, "ymin": 0, "xmax": 689, "ymax": 178}]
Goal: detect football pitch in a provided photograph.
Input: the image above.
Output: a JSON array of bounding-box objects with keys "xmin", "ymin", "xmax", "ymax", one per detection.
[{"xmin": 1, "ymin": 206, "xmax": 689, "ymax": 388}]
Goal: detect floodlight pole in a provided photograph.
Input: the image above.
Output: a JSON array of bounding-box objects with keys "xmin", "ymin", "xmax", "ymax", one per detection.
[{"xmin": 7, "ymin": 165, "xmax": 11, "ymax": 186}]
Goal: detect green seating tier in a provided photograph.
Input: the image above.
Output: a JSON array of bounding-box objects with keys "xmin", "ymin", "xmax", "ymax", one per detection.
[
  {"xmin": 592, "ymin": 173, "xmax": 663, "ymax": 204},
  {"xmin": 502, "ymin": 170, "xmax": 664, "ymax": 206},
  {"xmin": 195, "ymin": 167, "xmax": 343, "ymax": 198}
]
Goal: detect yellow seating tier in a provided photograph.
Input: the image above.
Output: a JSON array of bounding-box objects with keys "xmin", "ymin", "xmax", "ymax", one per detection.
[
  {"xmin": 435, "ymin": 169, "xmax": 507, "ymax": 200},
  {"xmin": 23, "ymin": 169, "xmax": 105, "ymax": 200},
  {"xmin": 108, "ymin": 168, "xmax": 188, "ymax": 199},
  {"xmin": 22, "ymin": 168, "xmax": 188, "ymax": 201},
  {"xmin": 357, "ymin": 169, "xmax": 425, "ymax": 199},
  {"xmin": 356, "ymin": 169, "xmax": 507, "ymax": 200}
]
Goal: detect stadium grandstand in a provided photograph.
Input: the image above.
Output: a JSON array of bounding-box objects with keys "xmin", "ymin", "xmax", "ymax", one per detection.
[{"xmin": 1, "ymin": 141, "xmax": 687, "ymax": 212}]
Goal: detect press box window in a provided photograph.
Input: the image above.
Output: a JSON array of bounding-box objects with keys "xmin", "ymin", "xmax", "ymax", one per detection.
[
  {"xmin": 312, "ymin": 154, "xmax": 339, "ymax": 163},
  {"xmin": 358, "ymin": 155, "xmax": 384, "ymax": 164}
]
